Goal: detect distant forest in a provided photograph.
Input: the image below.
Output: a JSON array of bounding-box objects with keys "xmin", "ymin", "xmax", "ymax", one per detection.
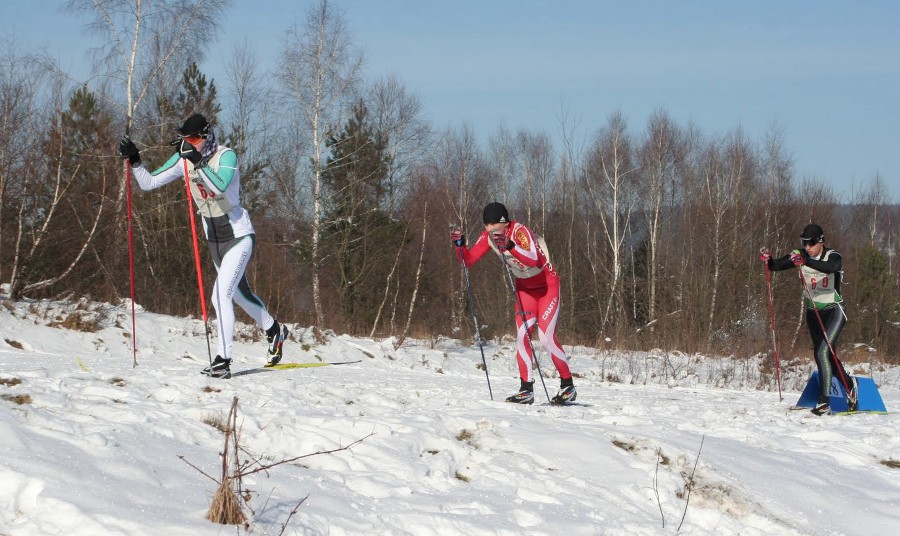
[{"xmin": 1, "ymin": 0, "xmax": 896, "ymax": 361}]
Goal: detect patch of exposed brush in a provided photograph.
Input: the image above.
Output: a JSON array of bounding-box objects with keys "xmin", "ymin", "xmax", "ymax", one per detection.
[
  {"xmin": 202, "ymin": 412, "xmax": 228, "ymax": 433},
  {"xmin": 2, "ymin": 393, "xmax": 32, "ymax": 405},
  {"xmin": 49, "ymin": 310, "xmax": 102, "ymax": 333},
  {"xmin": 456, "ymin": 428, "xmax": 477, "ymax": 447},
  {"xmin": 612, "ymin": 439, "xmax": 637, "ymax": 452}
]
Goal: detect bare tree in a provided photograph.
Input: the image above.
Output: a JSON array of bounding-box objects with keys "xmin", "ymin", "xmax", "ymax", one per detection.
[
  {"xmin": 0, "ymin": 44, "xmax": 47, "ymax": 287},
  {"xmin": 8, "ymin": 82, "xmax": 116, "ymax": 299},
  {"xmin": 698, "ymin": 129, "xmax": 753, "ymax": 338},
  {"xmin": 67, "ymin": 0, "xmax": 229, "ymax": 129},
  {"xmin": 364, "ymin": 75, "xmax": 430, "ymax": 336},
  {"xmin": 277, "ymin": 0, "xmax": 362, "ymax": 329},
  {"xmin": 435, "ymin": 125, "xmax": 496, "ymax": 335},
  {"xmin": 366, "ymin": 74, "xmax": 431, "ymax": 217},
  {"xmin": 583, "ymin": 111, "xmax": 638, "ymax": 328},
  {"xmin": 514, "ymin": 129, "xmax": 555, "ymax": 231},
  {"xmin": 553, "ymin": 103, "xmax": 586, "ymax": 336},
  {"xmin": 761, "ymin": 124, "xmax": 794, "ymax": 246},
  {"xmin": 637, "ymin": 109, "xmax": 682, "ymax": 326},
  {"xmin": 488, "ymin": 124, "xmax": 517, "ymax": 207}
]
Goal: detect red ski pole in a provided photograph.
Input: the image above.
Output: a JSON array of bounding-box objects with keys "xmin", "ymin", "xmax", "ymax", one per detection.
[
  {"xmin": 797, "ymin": 267, "xmax": 852, "ymax": 393},
  {"xmin": 762, "ymin": 254, "xmax": 783, "ymax": 400},
  {"xmin": 183, "ymin": 160, "xmax": 213, "ymax": 366},
  {"xmin": 125, "ymin": 160, "xmax": 138, "ymax": 367}
]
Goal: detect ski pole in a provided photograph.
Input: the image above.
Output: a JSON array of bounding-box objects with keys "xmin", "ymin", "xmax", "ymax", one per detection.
[
  {"xmin": 125, "ymin": 159, "xmax": 138, "ymax": 367},
  {"xmin": 761, "ymin": 249, "xmax": 783, "ymax": 400},
  {"xmin": 452, "ymin": 224, "xmax": 493, "ymax": 400},
  {"xmin": 797, "ymin": 266, "xmax": 851, "ymax": 393},
  {"xmin": 499, "ymin": 251, "xmax": 551, "ymax": 404},
  {"xmin": 183, "ymin": 159, "xmax": 214, "ymax": 367}
]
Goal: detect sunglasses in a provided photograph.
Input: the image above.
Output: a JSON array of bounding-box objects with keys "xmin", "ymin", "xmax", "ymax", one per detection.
[{"xmin": 182, "ymin": 134, "xmax": 205, "ymax": 145}]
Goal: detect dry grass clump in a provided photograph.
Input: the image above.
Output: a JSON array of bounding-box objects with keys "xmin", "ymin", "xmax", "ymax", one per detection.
[
  {"xmin": 206, "ymin": 399, "xmax": 247, "ymax": 526},
  {"xmin": 0, "ymin": 377, "xmax": 22, "ymax": 386},
  {"xmin": 202, "ymin": 412, "xmax": 228, "ymax": 433},
  {"xmin": 207, "ymin": 476, "xmax": 247, "ymax": 526},
  {"xmin": 4, "ymin": 339, "xmax": 23, "ymax": 349}
]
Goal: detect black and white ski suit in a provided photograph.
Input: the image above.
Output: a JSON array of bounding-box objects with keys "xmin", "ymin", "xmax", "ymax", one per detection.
[{"xmin": 130, "ymin": 143, "xmax": 276, "ymax": 361}]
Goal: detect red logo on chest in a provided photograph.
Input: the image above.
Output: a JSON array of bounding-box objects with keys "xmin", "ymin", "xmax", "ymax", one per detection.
[{"xmin": 514, "ymin": 229, "xmax": 530, "ymax": 249}]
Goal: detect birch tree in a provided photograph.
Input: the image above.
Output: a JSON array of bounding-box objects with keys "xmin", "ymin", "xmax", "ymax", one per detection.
[
  {"xmin": 637, "ymin": 109, "xmax": 682, "ymax": 325},
  {"xmin": 8, "ymin": 85, "xmax": 116, "ymax": 299},
  {"xmin": 761, "ymin": 124, "xmax": 794, "ymax": 247},
  {"xmin": 584, "ymin": 111, "xmax": 638, "ymax": 328},
  {"xmin": 0, "ymin": 47, "xmax": 46, "ymax": 288},
  {"xmin": 514, "ymin": 130, "xmax": 554, "ymax": 231},
  {"xmin": 277, "ymin": 0, "xmax": 362, "ymax": 329},
  {"xmin": 365, "ymin": 75, "xmax": 430, "ymax": 336},
  {"xmin": 700, "ymin": 129, "xmax": 753, "ymax": 338}
]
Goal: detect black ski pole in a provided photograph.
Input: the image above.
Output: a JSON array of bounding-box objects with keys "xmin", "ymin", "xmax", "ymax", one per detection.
[
  {"xmin": 497, "ymin": 244, "xmax": 552, "ymax": 404},
  {"xmin": 452, "ymin": 224, "xmax": 493, "ymax": 400}
]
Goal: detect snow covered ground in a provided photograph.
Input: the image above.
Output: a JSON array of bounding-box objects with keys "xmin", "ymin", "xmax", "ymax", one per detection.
[{"xmin": 1, "ymin": 298, "xmax": 898, "ymax": 535}]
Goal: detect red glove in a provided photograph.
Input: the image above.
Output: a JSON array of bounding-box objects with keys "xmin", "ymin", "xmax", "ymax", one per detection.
[
  {"xmin": 790, "ymin": 250, "xmax": 805, "ymax": 266},
  {"xmin": 491, "ymin": 231, "xmax": 513, "ymax": 252},
  {"xmin": 758, "ymin": 249, "xmax": 771, "ymax": 262},
  {"xmin": 450, "ymin": 229, "xmax": 464, "ymax": 246}
]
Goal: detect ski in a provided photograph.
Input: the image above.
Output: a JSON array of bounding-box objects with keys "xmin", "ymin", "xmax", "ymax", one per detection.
[
  {"xmin": 230, "ymin": 360, "xmax": 362, "ymax": 377},
  {"xmin": 788, "ymin": 405, "xmax": 888, "ymax": 416},
  {"xmin": 265, "ymin": 360, "xmax": 362, "ymax": 369}
]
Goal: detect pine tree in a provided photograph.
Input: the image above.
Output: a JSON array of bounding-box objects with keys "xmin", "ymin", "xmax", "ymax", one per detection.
[{"xmin": 320, "ymin": 99, "xmax": 405, "ymax": 329}]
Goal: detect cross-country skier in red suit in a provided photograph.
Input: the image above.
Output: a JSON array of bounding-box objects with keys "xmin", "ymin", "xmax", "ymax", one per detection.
[{"xmin": 452, "ymin": 202, "xmax": 576, "ymax": 405}]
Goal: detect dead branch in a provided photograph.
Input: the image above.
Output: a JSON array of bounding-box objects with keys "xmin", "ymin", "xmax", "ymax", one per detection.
[
  {"xmin": 240, "ymin": 432, "xmax": 374, "ymax": 477},
  {"xmin": 654, "ymin": 447, "xmax": 665, "ymax": 528},
  {"xmin": 177, "ymin": 396, "xmax": 373, "ymax": 527},
  {"xmin": 677, "ymin": 434, "xmax": 705, "ymax": 533}
]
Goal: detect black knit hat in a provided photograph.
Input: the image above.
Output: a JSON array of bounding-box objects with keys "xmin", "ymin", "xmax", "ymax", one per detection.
[
  {"xmin": 483, "ymin": 202, "xmax": 509, "ymax": 224},
  {"xmin": 178, "ymin": 113, "xmax": 209, "ymax": 137},
  {"xmin": 800, "ymin": 223, "xmax": 824, "ymax": 243}
]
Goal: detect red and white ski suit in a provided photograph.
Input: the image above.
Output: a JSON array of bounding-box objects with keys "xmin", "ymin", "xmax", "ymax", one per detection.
[{"xmin": 457, "ymin": 222, "xmax": 572, "ymax": 384}]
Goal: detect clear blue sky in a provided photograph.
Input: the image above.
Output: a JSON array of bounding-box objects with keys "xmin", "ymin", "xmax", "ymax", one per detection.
[{"xmin": 6, "ymin": 1, "xmax": 899, "ymax": 198}]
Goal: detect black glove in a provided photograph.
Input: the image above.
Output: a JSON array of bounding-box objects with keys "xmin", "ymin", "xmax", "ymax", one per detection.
[
  {"xmin": 177, "ymin": 139, "xmax": 203, "ymax": 166},
  {"xmin": 118, "ymin": 136, "xmax": 141, "ymax": 166}
]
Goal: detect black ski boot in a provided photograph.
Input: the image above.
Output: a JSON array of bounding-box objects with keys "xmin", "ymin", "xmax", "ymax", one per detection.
[
  {"xmin": 551, "ymin": 377, "xmax": 577, "ymax": 405},
  {"xmin": 202, "ymin": 356, "xmax": 231, "ymax": 379},
  {"xmin": 847, "ymin": 376, "xmax": 859, "ymax": 412},
  {"xmin": 265, "ymin": 321, "xmax": 289, "ymax": 367},
  {"xmin": 505, "ymin": 381, "xmax": 535, "ymax": 405}
]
